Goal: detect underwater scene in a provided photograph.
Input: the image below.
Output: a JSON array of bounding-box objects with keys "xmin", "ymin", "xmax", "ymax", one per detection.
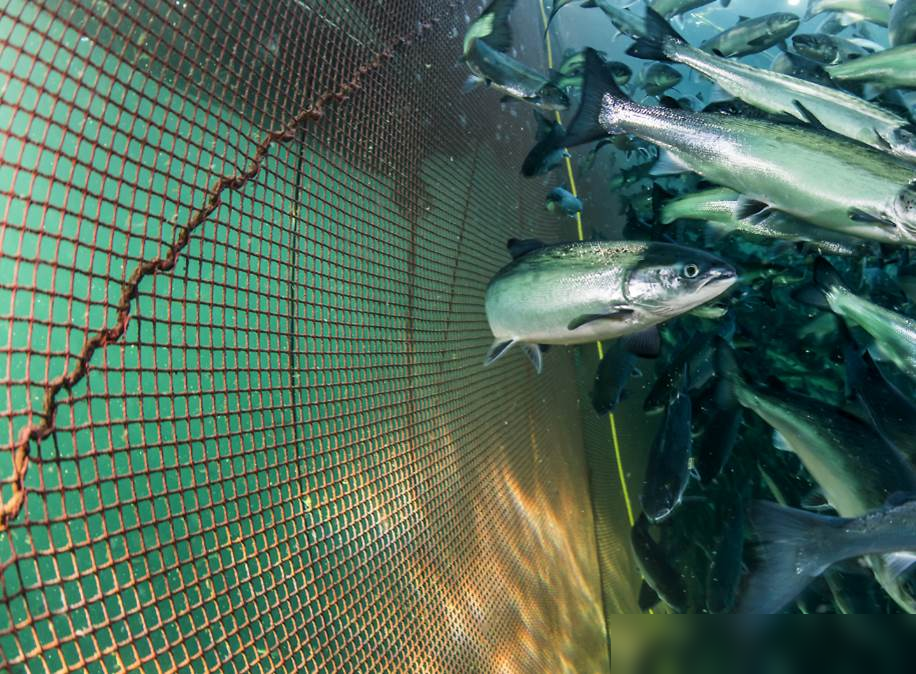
[
  {"xmin": 470, "ymin": 0, "xmax": 916, "ymax": 616},
  {"xmin": 4, "ymin": 0, "xmax": 916, "ymax": 671}
]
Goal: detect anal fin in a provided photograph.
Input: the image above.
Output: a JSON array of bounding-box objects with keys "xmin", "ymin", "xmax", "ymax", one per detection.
[
  {"xmin": 522, "ymin": 343, "xmax": 544, "ymax": 374},
  {"xmin": 484, "ymin": 338, "xmax": 516, "ymax": 367}
]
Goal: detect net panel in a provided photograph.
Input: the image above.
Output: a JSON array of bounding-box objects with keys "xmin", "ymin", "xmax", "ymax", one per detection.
[{"xmin": 0, "ymin": 0, "xmax": 612, "ymax": 671}]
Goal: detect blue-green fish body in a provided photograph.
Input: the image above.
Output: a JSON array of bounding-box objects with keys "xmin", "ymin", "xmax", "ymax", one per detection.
[
  {"xmin": 701, "ymin": 13, "xmax": 800, "ymax": 58},
  {"xmin": 483, "ymin": 241, "xmax": 736, "ymax": 371},
  {"xmin": 583, "ymin": 0, "xmax": 650, "ymax": 40},
  {"xmin": 650, "ymin": 0, "xmax": 726, "ymax": 19},
  {"xmin": 826, "ymin": 45, "xmax": 916, "ymax": 90},
  {"xmin": 806, "ymin": 0, "xmax": 893, "ymax": 27},
  {"xmin": 739, "ymin": 499, "xmax": 916, "ymax": 613},
  {"xmin": 890, "ymin": 0, "xmax": 916, "ymax": 45}
]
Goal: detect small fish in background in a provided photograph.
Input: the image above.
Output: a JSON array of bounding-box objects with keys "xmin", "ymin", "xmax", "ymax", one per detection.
[
  {"xmin": 737, "ymin": 498, "xmax": 916, "ymax": 614},
  {"xmin": 579, "ymin": 0, "xmax": 651, "ymax": 41},
  {"xmin": 521, "ymin": 112, "xmax": 570, "ymax": 177},
  {"xmin": 769, "ymin": 51, "xmax": 835, "ymax": 87},
  {"xmin": 794, "ymin": 258, "xmax": 916, "ymax": 386},
  {"xmin": 844, "ymin": 343, "xmax": 916, "ymax": 469},
  {"xmin": 805, "ymin": 0, "xmax": 894, "ymax": 27},
  {"xmin": 825, "ymin": 44, "xmax": 916, "ymax": 90},
  {"xmin": 591, "ymin": 340, "xmax": 639, "ymax": 414},
  {"xmin": 640, "ymin": 374, "xmax": 692, "ymax": 523},
  {"xmin": 462, "ymin": 0, "xmax": 569, "ymax": 110},
  {"xmin": 890, "ymin": 0, "xmax": 916, "ymax": 45},
  {"xmin": 483, "ymin": 239, "xmax": 736, "ymax": 373},
  {"xmin": 545, "ymin": 186, "xmax": 583, "ymax": 217},
  {"xmin": 705, "ymin": 488, "xmax": 747, "ymax": 614},
  {"xmin": 700, "ymin": 13, "xmax": 800, "ymax": 58},
  {"xmin": 660, "ymin": 186, "xmax": 875, "ymax": 255},
  {"xmin": 650, "ymin": 0, "xmax": 731, "ymax": 20},
  {"xmin": 630, "ymin": 513, "xmax": 689, "ymax": 613},
  {"xmin": 639, "ymin": 62, "xmax": 682, "ymax": 96},
  {"xmin": 608, "ymin": 157, "xmax": 658, "ymax": 190},
  {"xmin": 791, "ymin": 33, "xmax": 880, "ymax": 65}
]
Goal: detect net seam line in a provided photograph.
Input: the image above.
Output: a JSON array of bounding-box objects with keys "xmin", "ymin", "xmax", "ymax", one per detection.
[{"xmin": 0, "ymin": 8, "xmax": 458, "ymax": 531}]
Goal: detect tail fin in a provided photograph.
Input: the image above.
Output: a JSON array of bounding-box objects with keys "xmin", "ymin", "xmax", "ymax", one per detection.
[
  {"xmin": 736, "ymin": 501, "xmax": 848, "ymax": 614},
  {"xmin": 651, "ymin": 183, "xmax": 675, "ymax": 226},
  {"xmin": 476, "ymin": 0, "xmax": 517, "ymax": 52},
  {"xmin": 792, "ymin": 256, "xmax": 849, "ymax": 308},
  {"xmin": 544, "ymin": 0, "xmax": 575, "ymax": 37},
  {"xmin": 563, "ymin": 48, "xmax": 627, "ymax": 145},
  {"xmin": 813, "ymin": 256, "xmax": 850, "ymax": 294},
  {"xmin": 626, "ymin": 8, "xmax": 686, "ymax": 62}
]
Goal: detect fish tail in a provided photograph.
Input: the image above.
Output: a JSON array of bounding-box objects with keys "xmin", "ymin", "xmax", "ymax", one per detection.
[
  {"xmin": 812, "ymin": 256, "xmax": 849, "ymax": 294},
  {"xmin": 791, "ymin": 256, "xmax": 848, "ymax": 309},
  {"xmin": 565, "ymin": 48, "xmax": 628, "ymax": 143},
  {"xmin": 736, "ymin": 501, "xmax": 848, "ymax": 614},
  {"xmin": 626, "ymin": 8, "xmax": 686, "ymax": 62}
]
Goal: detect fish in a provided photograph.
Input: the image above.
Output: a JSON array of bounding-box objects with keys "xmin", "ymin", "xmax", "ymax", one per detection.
[
  {"xmin": 545, "ymin": 186, "xmax": 583, "ymax": 217},
  {"xmin": 664, "ymin": 188, "xmax": 875, "ymax": 254},
  {"xmin": 483, "ymin": 239, "xmax": 736, "ymax": 373},
  {"xmin": 890, "ymin": 0, "xmax": 916, "ymax": 46},
  {"xmin": 661, "ymin": 187, "xmax": 744, "ymax": 225},
  {"xmin": 826, "ymin": 45, "xmax": 916, "ymax": 90},
  {"xmin": 521, "ymin": 113, "xmax": 570, "ymax": 177},
  {"xmin": 557, "ymin": 49, "xmax": 589, "ymax": 77},
  {"xmin": 769, "ymin": 51, "xmax": 835, "ymax": 87},
  {"xmin": 608, "ymin": 158, "xmax": 659, "ymax": 190},
  {"xmin": 706, "ymin": 491, "xmax": 746, "ymax": 613},
  {"xmin": 717, "ymin": 341, "xmax": 916, "ymax": 613},
  {"xmin": 554, "ymin": 57, "xmax": 632, "ymax": 91},
  {"xmin": 545, "ymin": 0, "xmax": 580, "ymax": 31},
  {"xmin": 642, "ymin": 331, "xmax": 717, "ymax": 414},
  {"xmin": 738, "ymin": 498, "xmax": 916, "ymax": 614},
  {"xmin": 791, "ymin": 33, "xmax": 880, "ymax": 65},
  {"xmin": 463, "ymin": 0, "xmax": 569, "ymax": 111},
  {"xmin": 794, "ymin": 258, "xmax": 916, "ymax": 386},
  {"xmin": 693, "ymin": 384, "xmax": 743, "ymax": 485},
  {"xmin": 627, "ymin": 11, "xmax": 916, "ymax": 164},
  {"xmin": 844, "ymin": 345, "xmax": 916, "ymax": 469},
  {"xmin": 819, "ymin": 11, "xmax": 866, "ymax": 33},
  {"xmin": 563, "ymin": 47, "xmax": 916, "ymax": 245},
  {"xmin": 700, "ymin": 13, "xmax": 800, "ymax": 58},
  {"xmin": 650, "ymin": 0, "xmax": 730, "ymax": 20},
  {"xmin": 805, "ymin": 0, "xmax": 893, "ymax": 26},
  {"xmin": 640, "ymin": 377, "xmax": 692, "ymax": 523},
  {"xmin": 591, "ymin": 341, "xmax": 639, "ymax": 414},
  {"xmin": 581, "ymin": 0, "xmax": 651, "ymax": 41},
  {"xmin": 631, "ymin": 513, "xmax": 689, "ymax": 612},
  {"xmin": 604, "ymin": 60, "xmax": 633, "ymax": 86},
  {"xmin": 640, "ymin": 62, "xmax": 682, "ymax": 97}
]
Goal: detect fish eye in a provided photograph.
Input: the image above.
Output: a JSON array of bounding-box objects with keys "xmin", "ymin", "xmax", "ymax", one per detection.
[{"xmin": 684, "ymin": 263, "xmax": 700, "ymax": 279}]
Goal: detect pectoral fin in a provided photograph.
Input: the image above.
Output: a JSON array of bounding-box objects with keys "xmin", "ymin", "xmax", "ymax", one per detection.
[
  {"xmin": 484, "ymin": 339, "xmax": 516, "ymax": 367},
  {"xmin": 521, "ymin": 344, "xmax": 544, "ymax": 374},
  {"xmin": 847, "ymin": 207, "xmax": 896, "ymax": 229},
  {"xmin": 568, "ymin": 309, "xmax": 634, "ymax": 331}
]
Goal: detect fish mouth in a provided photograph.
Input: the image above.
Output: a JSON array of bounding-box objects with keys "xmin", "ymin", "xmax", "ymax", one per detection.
[{"xmin": 701, "ymin": 267, "xmax": 738, "ymax": 289}]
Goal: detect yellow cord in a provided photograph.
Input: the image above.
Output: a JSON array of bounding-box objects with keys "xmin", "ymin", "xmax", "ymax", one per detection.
[{"xmin": 538, "ymin": 0, "xmax": 635, "ymax": 528}]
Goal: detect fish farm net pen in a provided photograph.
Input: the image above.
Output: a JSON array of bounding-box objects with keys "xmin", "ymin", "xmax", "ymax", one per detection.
[{"xmin": 0, "ymin": 0, "xmax": 642, "ymax": 672}]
